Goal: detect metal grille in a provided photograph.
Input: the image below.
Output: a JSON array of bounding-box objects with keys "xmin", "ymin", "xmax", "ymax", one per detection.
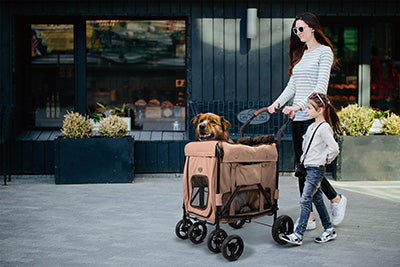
[{"xmin": 188, "ymin": 100, "xmax": 292, "ymax": 140}]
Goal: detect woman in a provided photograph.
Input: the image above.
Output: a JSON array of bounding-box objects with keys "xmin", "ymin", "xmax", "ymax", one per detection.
[{"xmin": 266, "ymin": 12, "xmax": 347, "ymax": 227}]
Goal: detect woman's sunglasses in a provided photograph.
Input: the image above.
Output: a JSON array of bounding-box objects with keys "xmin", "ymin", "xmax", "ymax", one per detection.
[{"xmin": 292, "ymin": 26, "xmax": 304, "ymax": 35}]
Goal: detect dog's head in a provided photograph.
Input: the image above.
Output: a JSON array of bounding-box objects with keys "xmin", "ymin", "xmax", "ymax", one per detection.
[{"xmin": 191, "ymin": 113, "xmax": 231, "ymax": 142}]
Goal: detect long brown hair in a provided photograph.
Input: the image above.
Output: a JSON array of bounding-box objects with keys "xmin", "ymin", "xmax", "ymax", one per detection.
[
  {"xmin": 288, "ymin": 12, "xmax": 338, "ymax": 76},
  {"xmin": 308, "ymin": 93, "xmax": 342, "ymax": 137}
]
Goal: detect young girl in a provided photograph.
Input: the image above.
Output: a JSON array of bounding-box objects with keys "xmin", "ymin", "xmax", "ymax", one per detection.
[{"xmin": 281, "ymin": 92, "xmax": 342, "ymax": 245}]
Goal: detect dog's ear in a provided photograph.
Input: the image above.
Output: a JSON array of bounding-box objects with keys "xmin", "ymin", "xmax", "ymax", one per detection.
[
  {"xmin": 220, "ymin": 116, "xmax": 231, "ymax": 131},
  {"xmin": 191, "ymin": 113, "xmax": 203, "ymax": 128}
]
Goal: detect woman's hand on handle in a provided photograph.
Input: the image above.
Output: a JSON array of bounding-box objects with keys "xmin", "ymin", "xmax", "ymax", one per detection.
[{"xmin": 267, "ymin": 102, "xmax": 280, "ymax": 114}]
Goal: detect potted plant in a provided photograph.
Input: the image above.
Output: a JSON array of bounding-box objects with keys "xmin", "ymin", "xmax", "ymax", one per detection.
[
  {"xmin": 381, "ymin": 113, "xmax": 400, "ymax": 135},
  {"xmin": 90, "ymin": 103, "xmax": 142, "ymax": 131},
  {"xmin": 55, "ymin": 112, "xmax": 135, "ymax": 184},
  {"xmin": 369, "ymin": 110, "xmax": 390, "ymax": 135},
  {"xmin": 335, "ymin": 104, "xmax": 400, "ymax": 181}
]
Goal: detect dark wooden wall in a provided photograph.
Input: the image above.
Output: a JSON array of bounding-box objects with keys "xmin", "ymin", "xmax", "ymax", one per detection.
[
  {"xmin": 1, "ymin": 0, "xmax": 399, "ymax": 175},
  {"xmin": 5, "ymin": 0, "xmax": 399, "ymax": 106}
]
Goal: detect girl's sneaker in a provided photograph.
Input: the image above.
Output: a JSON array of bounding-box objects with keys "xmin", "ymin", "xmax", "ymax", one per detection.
[
  {"xmin": 314, "ymin": 227, "xmax": 337, "ymax": 243},
  {"xmin": 280, "ymin": 233, "xmax": 303, "ymax": 245}
]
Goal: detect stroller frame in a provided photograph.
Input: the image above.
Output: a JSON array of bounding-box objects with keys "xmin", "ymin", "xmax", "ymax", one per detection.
[{"xmin": 175, "ymin": 110, "xmax": 294, "ymax": 261}]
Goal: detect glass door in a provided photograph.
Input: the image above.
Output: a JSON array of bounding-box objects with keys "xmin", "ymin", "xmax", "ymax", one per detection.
[
  {"xmin": 30, "ymin": 24, "xmax": 75, "ymax": 128},
  {"xmin": 323, "ymin": 25, "xmax": 359, "ymax": 110},
  {"xmin": 370, "ymin": 22, "xmax": 400, "ymax": 114}
]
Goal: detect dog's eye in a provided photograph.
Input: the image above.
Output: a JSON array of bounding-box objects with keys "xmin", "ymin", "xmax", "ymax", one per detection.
[{"xmin": 210, "ymin": 120, "xmax": 216, "ymax": 124}]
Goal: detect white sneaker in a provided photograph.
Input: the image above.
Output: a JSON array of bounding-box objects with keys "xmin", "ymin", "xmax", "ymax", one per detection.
[
  {"xmin": 331, "ymin": 195, "xmax": 347, "ymax": 226},
  {"xmin": 314, "ymin": 227, "xmax": 337, "ymax": 243},
  {"xmin": 280, "ymin": 233, "xmax": 303, "ymax": 245},
  {"xmin": 294, "ymin": 217, "xmax": 316, "ymax": 231}
]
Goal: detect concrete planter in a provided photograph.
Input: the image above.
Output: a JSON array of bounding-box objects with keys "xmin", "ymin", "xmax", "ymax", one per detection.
[
  {"xmin": 55, "ymin": 136, "xmax": 134, "ymax": 184},
  {"xmin": 336, "ymin": 135, "xmax": 400, "ymax": 181}
]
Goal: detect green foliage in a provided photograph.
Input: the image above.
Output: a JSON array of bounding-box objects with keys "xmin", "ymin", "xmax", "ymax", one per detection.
[
  {"xmin": 87, "ymin": 105, "xmax": 104, "ymax": 123},
  {"xmin": 97, "ymin": 103, "xmax": 130, "ymax": 117},
  {"xmin": 337, "ymin": 104, "xmax": 375, "ymax": 136},
  {"xmin": 99, "ymin": 115, "xmax": 128, "ymax": 138},
  {"xmin": 373, "ymin": 109, "xmax": 390, "ymax": 120},
  {"xmin": 382, "ymin": 113, "xmax": 400, "ymax": 135},
  {"xmin": 60, "ymin": 111, "xmax": 93, "ymax": 139},
  {"xmin": 110, "ymin": 103, "xmax": 129, "ymax": 117}
]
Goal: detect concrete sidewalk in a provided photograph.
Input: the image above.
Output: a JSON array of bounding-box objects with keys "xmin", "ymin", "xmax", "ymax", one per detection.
[{"xmin": 1, "ymin": 175, "xmax": 399, "ymax": 266}]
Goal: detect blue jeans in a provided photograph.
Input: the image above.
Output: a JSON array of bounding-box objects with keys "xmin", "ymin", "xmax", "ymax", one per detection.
[{"xmin": 295, "ymin": 166, "xmax": 333, "ymax": 237}]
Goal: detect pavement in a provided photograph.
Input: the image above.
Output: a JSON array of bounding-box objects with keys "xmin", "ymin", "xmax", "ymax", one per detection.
[{"xmin": 1, "ymin": 174, "xmax": 400, "ymax": 267}]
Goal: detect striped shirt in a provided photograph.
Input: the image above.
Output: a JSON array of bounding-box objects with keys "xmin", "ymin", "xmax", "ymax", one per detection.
[{"xmin": 275, "ymin": 45, "xmax": 333, "ymax": 121}]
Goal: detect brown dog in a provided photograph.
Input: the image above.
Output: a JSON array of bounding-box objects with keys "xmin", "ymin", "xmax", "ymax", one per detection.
[
  {"xmin": 191, "ymin": 113, "xmax": 232, "ymax": 142},
  {"xmin": 191, "ymin": 112, "xmax": 259, "ymax": 213}
]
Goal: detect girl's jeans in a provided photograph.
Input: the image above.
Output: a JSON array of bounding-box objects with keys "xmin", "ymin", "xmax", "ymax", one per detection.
[{"xmin": 295, "ymin": 166, "xmax": 333, "ymax": 237}]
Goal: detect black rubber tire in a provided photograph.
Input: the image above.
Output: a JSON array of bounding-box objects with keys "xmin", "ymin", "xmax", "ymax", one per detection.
[
  {"xmin": 228, "ymin": 220, "xmax": 246, "ymax": 229},
  {"xmin": 272, "ymin": 215, "xmax": 294, "ymax": 245},
  {"xmin": 188, "ymin": 222, "xmax": 208, "ymax": 244},
  {"xmin": 207, "ymin": 229, "xmax": 228, "ymax": 253},
  {"xmin": 175, "ymin": 219, "xmax": 192, "ymax": 240},
  {"xmin": 221, "ymin": 235, "xmax": 244, "ymax": 261}
]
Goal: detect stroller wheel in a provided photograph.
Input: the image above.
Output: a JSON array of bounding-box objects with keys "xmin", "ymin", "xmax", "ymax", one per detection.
[
  {"xmin": 221, "ymin": 235, "xmax": 244, "ymax": 261},
  {"xmin": 175, "ymin": 219, "xmax": 193, "ymax": 240},
  {"xmin": 207, "ymin": 229, "xmax": 228, "ymax": 253},
  {"xmin": 229, "ymin": 220, "xmax": 246, "ymax": 229},
  {"xmin": 188, "ymin": 222, "xmax": 208, "ymax": 244},
  {"xmin": 272, "ymin": 215, "xmax": 294, "ymax": 245}
]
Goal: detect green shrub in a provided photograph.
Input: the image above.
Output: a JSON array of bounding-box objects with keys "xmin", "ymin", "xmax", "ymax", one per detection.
[
  {"xmin": 99, "ymin": 115, "xmax": 128, "ymax": 138},
  {"xmin": 61, "ymin": 111, "xmax": 93, "ymax": 139},
  {"xmin": 337, "ymin": 104, "xmax": 375, "ymax": 136},
  {"xmin": 382, "ymin": 113, "xmax": 400, "ymax": 135}
]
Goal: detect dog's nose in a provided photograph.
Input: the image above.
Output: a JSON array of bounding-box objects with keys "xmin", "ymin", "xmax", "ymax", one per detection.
[{"xmin": 199, "ymin": 124, "xmax": 205, "ymax": 130}]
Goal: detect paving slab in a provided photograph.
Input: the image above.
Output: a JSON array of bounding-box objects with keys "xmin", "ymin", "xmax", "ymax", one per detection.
[{"xmin": 0, "ymin": 175, "xmax": 399, "ymax": 266}]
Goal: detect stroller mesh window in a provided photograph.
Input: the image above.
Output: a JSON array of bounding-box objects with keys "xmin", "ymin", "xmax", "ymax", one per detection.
[{"xmin": 190, "ymin": 175, "xmax": 209, "ymax": 209}]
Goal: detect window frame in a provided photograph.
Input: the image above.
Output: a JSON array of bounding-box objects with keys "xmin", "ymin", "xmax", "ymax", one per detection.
[{"xmin": 20, "ymin": 16, "xmax": 188, "ymax": 134}]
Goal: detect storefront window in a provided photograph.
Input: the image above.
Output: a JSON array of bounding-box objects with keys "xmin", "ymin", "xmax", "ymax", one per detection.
[
  {"xmin": 370, "ymin": 23, "xmax": 400, "ymax": 114},
  {"xmin": 30, "ymin": 24, "xmax": 75, "ymax": 128},
  {"xmin": 323, "ymin": 26, "xmax": 359, "ymax": 110},
  {"xmin": 86, "ymin": 20, "xmax": 186, "ymax": 131}
]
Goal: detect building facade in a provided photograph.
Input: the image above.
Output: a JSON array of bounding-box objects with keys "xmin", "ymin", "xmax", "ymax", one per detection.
[{"xmin": 1, "ymin": 0, "xmax": 400, "ymax": 175}]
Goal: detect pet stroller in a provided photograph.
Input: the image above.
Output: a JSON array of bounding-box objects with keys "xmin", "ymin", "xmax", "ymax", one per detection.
[{"xmin": 175, "ymin": 109, "xmax": 294, "ymax": 261}]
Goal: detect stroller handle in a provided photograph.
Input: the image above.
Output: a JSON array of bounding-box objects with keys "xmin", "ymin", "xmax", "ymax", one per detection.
[{"xmin": 239, "ymin": 107, "xmax": 293, "ymax": 143}]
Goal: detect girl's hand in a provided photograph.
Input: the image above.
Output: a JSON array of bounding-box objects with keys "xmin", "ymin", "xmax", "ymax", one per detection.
[{"xmin": 267, "ymin": 102, "xmax": 280, "ymax": 113}]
